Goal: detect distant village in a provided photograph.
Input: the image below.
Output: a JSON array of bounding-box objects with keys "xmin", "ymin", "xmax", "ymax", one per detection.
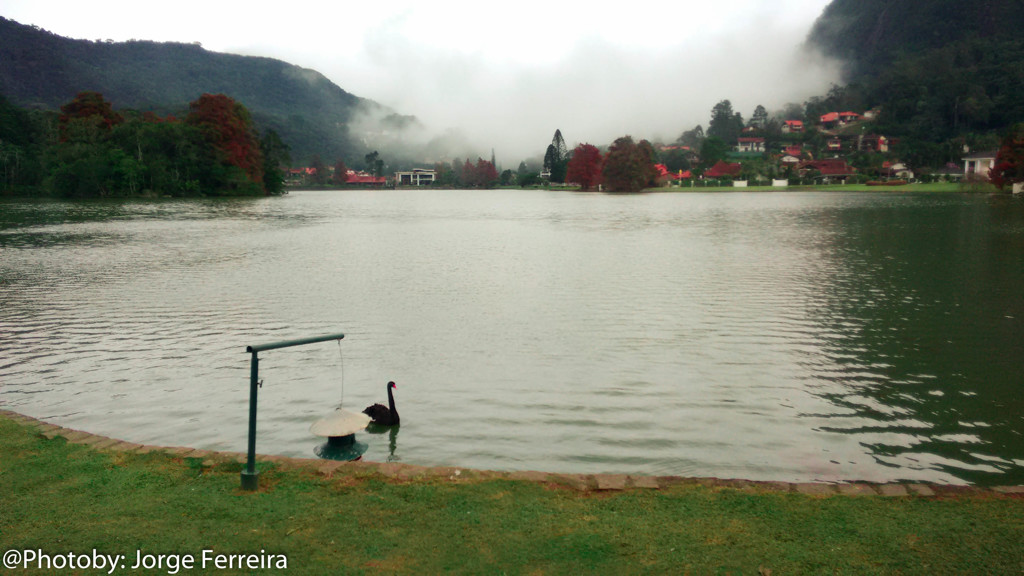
[{"xmin": 286, "ymin": 108, "xmax": 1005, "ymax": 190}]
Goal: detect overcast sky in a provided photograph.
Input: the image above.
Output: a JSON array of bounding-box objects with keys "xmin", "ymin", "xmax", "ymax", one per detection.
[{"xmin": 2, "ymin": 0, "xmax": 839, "ymax": 161}]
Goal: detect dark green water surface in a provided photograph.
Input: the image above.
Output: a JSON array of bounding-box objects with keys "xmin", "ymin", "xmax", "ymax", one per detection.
[{"xmin": 1, "ymin": 190, "xmax": 1022, "ymax": 485}]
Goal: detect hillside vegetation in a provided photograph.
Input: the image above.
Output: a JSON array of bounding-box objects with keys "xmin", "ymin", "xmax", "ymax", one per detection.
[
  {"xmin": 807, "ymin": 0, "xmax": 1024, "ymax": 81},
  {"xmin": 804, "ymin": 0, "xmax": 1024, "ymax": 163},
  {"xmin": 0, "ymin": 17, "xmax": 404, "ymax": 165}
]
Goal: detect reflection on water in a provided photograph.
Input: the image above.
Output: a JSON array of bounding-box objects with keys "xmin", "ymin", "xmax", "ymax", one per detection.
[
  {"xmin": 799, "ymin": 195, "xmax": 1024, "ymax": 483},
  {"xmin": 365, "ymin": 425, "xmax": 401, "ymax": 462},
  {"xmin": 1, "ymin": 191, "xmax": 1022, "ymax": 485}
]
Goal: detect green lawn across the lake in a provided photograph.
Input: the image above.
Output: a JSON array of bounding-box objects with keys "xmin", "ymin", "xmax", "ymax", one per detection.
[
  {"xmin": 1, "ymin": 414, "xmax": 1021, "ymax": 575},
  {"xmin": 491, "ymin": 182, "xmax": 974, "ymax": 194},
  {"xmin": 647, "ymin": 182, "xmax": 968, "ymax": 193}
]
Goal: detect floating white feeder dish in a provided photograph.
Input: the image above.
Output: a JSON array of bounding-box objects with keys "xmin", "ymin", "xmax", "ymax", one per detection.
[{"xmin": 310, "ymin": 408, "xmax": 371, "ymax": 438}]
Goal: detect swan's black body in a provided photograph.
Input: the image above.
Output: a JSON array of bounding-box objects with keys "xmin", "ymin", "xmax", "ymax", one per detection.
[{"xmin": 363, "ymin": 381, "xmax": 399, "ymax": 426}]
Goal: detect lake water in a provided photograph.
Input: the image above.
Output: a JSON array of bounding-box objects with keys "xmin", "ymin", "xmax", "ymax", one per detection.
[{"xmin": 1, "ymin": 189, "xmax": 1022, "ymax": 485}]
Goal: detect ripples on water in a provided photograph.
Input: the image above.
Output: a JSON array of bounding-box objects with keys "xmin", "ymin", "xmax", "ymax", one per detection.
[{"xmin": 1, "ymin": 191, "xmax": 1022, "ymax": 485}]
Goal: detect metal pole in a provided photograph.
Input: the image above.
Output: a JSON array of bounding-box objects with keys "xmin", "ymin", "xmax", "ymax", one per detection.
[
  {"xmin": 240, "ymin": 351, "xmax": 260, "ymax": 490},
  {"xmin": 246, "ymin": 332, "xmax": 346, "ymax": 354},
  {"xmin": 240, "ymin": 332, "xmax": 345, "ymax": 491}
]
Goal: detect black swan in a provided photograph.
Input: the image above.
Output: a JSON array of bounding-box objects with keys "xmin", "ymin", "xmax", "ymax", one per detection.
[{"xmin": 363, "ymin": 381, "xmax": 400, "ymax": 426}]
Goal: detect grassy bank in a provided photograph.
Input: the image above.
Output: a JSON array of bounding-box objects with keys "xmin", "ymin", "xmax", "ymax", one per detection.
[
  {"xmin": 501, "ymin": 182, "xmax": 973, "ymax": 194},
  {"xmin": 2, "ymin": 416, "xmax": 1022, "ymax": 575},
  {"xmin": 648, "ymin": 182, "xmax": 968, "ymax": 193}
]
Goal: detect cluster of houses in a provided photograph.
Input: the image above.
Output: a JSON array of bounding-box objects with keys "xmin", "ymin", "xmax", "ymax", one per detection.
[
  {"xmin": 287, "ymin": 107, "xmax": 1011, "ymax": 189},
  {"xmin": 286, "ymin": 166, "xmax": 391, "ymax": 186},
  {"xmin": 288, "ymin": 166, "xmax": 441, "ymax": 187},
  {"xmin": 677, "ymin": 107, "xmax": 1004, "ymax": 187}
]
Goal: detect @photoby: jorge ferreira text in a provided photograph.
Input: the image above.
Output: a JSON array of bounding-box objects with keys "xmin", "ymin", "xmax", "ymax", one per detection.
[{"xmin": 4, "ymin": 548, "xmax": 289, "ymax": 574}]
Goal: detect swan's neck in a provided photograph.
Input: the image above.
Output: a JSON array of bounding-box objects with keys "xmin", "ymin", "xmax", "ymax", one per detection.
[{"xmin": 387, "ymin": 386, "xmax": 397, "ymax": 416}]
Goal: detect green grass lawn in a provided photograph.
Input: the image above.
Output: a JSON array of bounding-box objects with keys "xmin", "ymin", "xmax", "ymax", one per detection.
[
  {"xmin": 2, "ymin": 415, "xmax": 1022, "ymax": 575},
  {"xmin": 511, "ymin": 182, "xmax": 976, "ymax": 194},
  {"xmin": 651, "ymin": 182, "xmax": 968, "ymax": 193}
]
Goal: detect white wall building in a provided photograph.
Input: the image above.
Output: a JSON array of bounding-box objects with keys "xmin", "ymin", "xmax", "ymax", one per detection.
[{"xmin": 395, "ymin": 169, "xmax": 437, "ymax": 186}]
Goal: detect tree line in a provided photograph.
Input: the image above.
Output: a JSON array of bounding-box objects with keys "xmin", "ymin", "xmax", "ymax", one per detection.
[
  {"xmin": 529, "ymin": 129, "xmax": 658, "ymax": 193},
  {"xmin": 0, "ymin": 91, "xmax": 288, "ymax": 197},
  {"xmin": 536, "ymin": 109, "xmax": 1024, "ymax": 193}
]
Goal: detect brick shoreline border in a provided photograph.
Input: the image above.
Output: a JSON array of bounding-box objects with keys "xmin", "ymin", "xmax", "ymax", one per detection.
[{"xmin": 4, "ymin": 409, "xmax": 1023, "ymax": 497}]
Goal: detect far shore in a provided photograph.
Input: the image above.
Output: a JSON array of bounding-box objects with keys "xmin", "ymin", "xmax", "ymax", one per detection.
[
  {"xmin": 290, "ymin": 182, "xmax": 978, "ymax": 194},
  {"xmin": 644, "ymin": 182, "xmax": 968, "ymax": 193},
  {"xmin": 2, "ymin": 181, "xmax": 992, "ymax": 200}
]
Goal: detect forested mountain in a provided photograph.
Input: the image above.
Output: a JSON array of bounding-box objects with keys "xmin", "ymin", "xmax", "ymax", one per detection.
[
  {"xmin": 0, "ymin": 16, "xmax": 406, "ymax": 164},
  {"xmin": 803, "ymin": 0, "xmax": 1024, "ymax": 167},
  {"xmin": 807, "ymin": 0, "xmax": 1024, "ymax": 81}
]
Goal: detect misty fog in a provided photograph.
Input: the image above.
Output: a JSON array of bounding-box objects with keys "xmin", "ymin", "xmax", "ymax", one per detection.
[
  {"xmin": 321, "ymin": 2, "xmax": 842, "ymax": 166},
  {"xmin": 3, "ymin": 0, "xmax": 842, "ymax": 166}
]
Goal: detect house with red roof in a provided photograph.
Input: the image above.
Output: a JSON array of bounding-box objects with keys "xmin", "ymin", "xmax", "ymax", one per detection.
[
  {"xmin": 782, "ymin": 120, "xmax": 804, "ymax": 133},
  {"xmin": 781, "ymin": 146, "xmax": 804, "ymax": 166},
  {"xmin": 859, "ymin": 134, "xmax": 889, "ymax": 153},
  {"xmin": 736, "ymin": 137, "xmax": 765, "ymax": 153},
  {"xmin": 655, "ymin": 164, "xmax": 692, "ymax": 186},
  {"xmin": 345, "ymin": 170, "xmax": 388, "ymax": 187},
  {"xmin": 286, "ymin": 166, "xmax": 321, "ymax": 185},
  {"xmin": 882, "ymin": 161, "xmax": 914, "ymax": 179},
  {"xmin": 660, "ymin": 145, "xmax": 700, "ymax": 164},
  {"xmin": 798, "ymin": 159, "xmax": 856, "ymax": 182},
  {"xmin": 704, "ymin": 160, "xmax": 743, "ymax": 179},
  {"xmin": 821, "ymin": 111, "xmax": 865, "ymax": 130}
]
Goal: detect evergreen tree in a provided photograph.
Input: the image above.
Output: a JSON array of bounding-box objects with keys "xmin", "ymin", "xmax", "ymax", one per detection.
[
  {"xmin": 261, "ymin": 129, "xmax": 289, "ymax": 194},
  {"xmin": 708, "ymin": 100, "xmax": 743, "ymax": 144},
  {"xmin": 310, "ymin": 155, "xmax": 328, "ymax": 185},
  {"xmin": 677, "ymin": 125, "xmax": 704, "ymax": 148},
  {"xmin": 750, "ymin": 105, "xmax": 768, "ymax": 129},
  {"xmin": 364, "ymin": 151, "xmax": 383, "ymax": 177},
  {"xmin": 0, "ymin": 94, "xmax": 45, "ymax": 194},
  {"xmin": 700, "ymin": 137, "xmax": 731, "ymax": 168},
  {"xmin": 543, "ymin": 129, "xmax": 569, "ymax": 183}
]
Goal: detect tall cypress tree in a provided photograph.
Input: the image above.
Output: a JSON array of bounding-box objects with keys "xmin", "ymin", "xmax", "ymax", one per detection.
[{"xmin": 543, "ymin": 129, "xmax": 569, "ymax": 183}]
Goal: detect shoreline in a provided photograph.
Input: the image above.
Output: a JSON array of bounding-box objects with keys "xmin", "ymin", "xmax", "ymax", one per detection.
[
  {"xmin": 291, "ymin": 182, "xmax": 974, "ymax": 194},
  {"xmin": 5, "ymin": 408, "xmax": 1021, "ymax": 497}
]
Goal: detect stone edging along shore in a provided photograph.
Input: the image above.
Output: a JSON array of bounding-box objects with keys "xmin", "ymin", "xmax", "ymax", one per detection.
[{"xmin": 4, "ymin": 409, "xmax": 1023, "ymax": 498}]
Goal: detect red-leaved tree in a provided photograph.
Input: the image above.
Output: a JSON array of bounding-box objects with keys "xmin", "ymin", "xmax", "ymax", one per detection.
[
  {"xmin": 474, "ymin": 158, "xmax": 499, "ymax": 188},
  {"xmin": 990, "ymin": 123, "xmax": 1024, "ymax": 191},
  {"xmin": 333, "ymin": 159, "xmax": 349, "ymax": 184},
  {"xmin": 186, "ymin": 94, "xmax": 264, "ymax": 188},
  {"xmin": 602, "ymin": 136, "xmax": 658, "ymax": 192},
  {"xmin": 58, "ymin": 91, "xmax": 123, "ymax": 142},
  {"xmin": 566, "ymin": 143, "xmax": 604, "ymax": 191}
]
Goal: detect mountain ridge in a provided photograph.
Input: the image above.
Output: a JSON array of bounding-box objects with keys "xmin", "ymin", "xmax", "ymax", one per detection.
[
  {"xmin": 800, "ymin": 0, "xmax": 1024, "ymax": 166},
  {"xmin": 0, "ymin": 16, "xmax": 404, "ymax": 164},
  {"xmin": 806, "ymin": 0, "xmax": 1024, "ymax": 81}
]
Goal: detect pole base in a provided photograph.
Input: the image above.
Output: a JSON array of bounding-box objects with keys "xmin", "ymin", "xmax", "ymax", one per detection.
[{"xmin": 240, "ymin": 469, "xmax": 260, "ymax": 491}]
